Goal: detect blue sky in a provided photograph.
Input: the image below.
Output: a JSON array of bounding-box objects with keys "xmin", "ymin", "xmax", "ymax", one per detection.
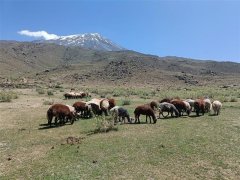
[{"xmin": 0, "ymin": 0, "xmax": 240, "ymax": 62}]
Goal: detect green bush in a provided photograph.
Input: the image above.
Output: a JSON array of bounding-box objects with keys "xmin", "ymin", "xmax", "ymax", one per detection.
[
  {"xmin": 230, "ymin": 97, "xmax": 238, "ymax": 102},
  {"xmin": 0, "ymin": 91, "xmax": 18, "ymax": 102},
  {"xmin": 47, "ymin": 90, "xmax": 54, "ymax": 96},
  {"xmin": 121, "ymin": 99, "xmax": 131, "ymax": 106},
  {"xmin": 94, "ymin": 116, "xmax": 118, "ymax": 133},
  {"xmin": 54, "ymin": 84, "xmax": 63, "ymax": 89},
  {"xmin": 36, "ymin": 88, "xmax": 45, "ymax": 94}
]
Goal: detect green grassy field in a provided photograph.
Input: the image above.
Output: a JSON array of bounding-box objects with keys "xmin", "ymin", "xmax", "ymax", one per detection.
[{"xmin": 0, "ymin": 87, "xmax": 240, "ymax": 179}]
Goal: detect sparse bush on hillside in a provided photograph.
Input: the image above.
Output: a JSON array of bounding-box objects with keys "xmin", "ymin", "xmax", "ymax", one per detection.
[
  {"xmin": 113, "ymin": 91, "xmax": 121, "ymax": 97},
  {"xmin": 47, "ymin": 90, "xmax": 54, "ymax": 96},
  {"xmin": 113, "ymin": 89, "xmax": 126, "ymax": 97},
  {"xmin": 91, "ymin": 89, "xmax": 99, "ymax": 94},
  {"xmin": 0, "ymin": 91, "xmax": 18, "ymax": 102},
  {"xmin": 54, "ymin": 83, "xmax": 63, "ymax": 89},
  {"xmin": 36, "ymin": 88, "xmax": 45, "ymax": 94}
]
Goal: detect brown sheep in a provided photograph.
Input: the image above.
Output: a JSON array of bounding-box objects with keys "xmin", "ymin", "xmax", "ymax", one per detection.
[
  {"xmin": 194, "ymin": 99, "xmax": 205, "ymax": 116},
  {"xmin": 134, "ymin": 105, "xmax": 157, "ymax": 124},
  {"xmin": 170, "ymin": 100, "xmax": 190, "ymax": 116},
  {"xmin": 73, "ymin": 101, "xmax": 91, "ymax": 118},
  {"xmin": 47, "ymin": 104, "xmax": 75, "ymax": 126},
  {"xmin": 159, "ymin": 98, "xmax": 172, "ymax": 103},
  {"xmin": 108, "ymin": 98, "xmax": 116, "ymax": 110}
]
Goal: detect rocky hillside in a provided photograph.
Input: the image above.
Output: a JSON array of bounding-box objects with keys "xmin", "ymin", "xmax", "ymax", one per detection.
[{"xmin": 0, "ymin": 41, "xmax": 240, "ymax": 88}]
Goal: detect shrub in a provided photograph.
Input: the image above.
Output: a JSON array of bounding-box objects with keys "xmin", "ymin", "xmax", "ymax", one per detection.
[
  {"xmin": 47, "ymin": 90, "xmax": 54, "ymax": 96},
  {"xmin": 121, "ymin": 99, "xmax": 131, "ymax": 106},
  {"xmin": 230, "ymin": 97, "xmax": 238, "ymax": 102},
  {"xmin": 0, "ymin": 91, "xmax": 18, "ymax": 102},
  {"xmin": 36, "ymin": 88, "xmax": 45, "ymax": 94},
  {"xmin": 223, "ymin": 97, "xmax": 229, "ymax": 102},
  {"xmin": 94, "ymin": 116, "xmax": 118, "ymax": 133},
  {"xmin": 113, "ymin": 90, "xmax": 121, "ymax": 97},
  {"xmin": 43, "ymin": 100, "xmax": 54, "ymax": 105},
  {"xmin": 91, "ymin": 89, "xmax": 99, "ymax": 94},
  {"xmin": 54, "ymin": 84, "xmax": 63, "ymax": 89}
]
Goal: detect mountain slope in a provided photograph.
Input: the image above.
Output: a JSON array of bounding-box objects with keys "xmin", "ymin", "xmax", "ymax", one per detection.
[
  {"xmin": 0, "ymin": 41, "xmax": 240, "ymax": 87},
  {"xmin": 34, "ymin": 33, "xmax": 125, "ymax": 51}
]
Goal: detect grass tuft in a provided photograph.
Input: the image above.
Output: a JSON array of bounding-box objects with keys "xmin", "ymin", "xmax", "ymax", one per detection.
[{"xmin": 0, "ymin": 91, "xmax": 18, "ymax": 102}]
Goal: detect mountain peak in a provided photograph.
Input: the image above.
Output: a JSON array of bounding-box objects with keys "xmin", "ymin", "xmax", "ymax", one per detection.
[{"xmin": 34, "ymin": 33, "xmax": 125, "ymax": 51}]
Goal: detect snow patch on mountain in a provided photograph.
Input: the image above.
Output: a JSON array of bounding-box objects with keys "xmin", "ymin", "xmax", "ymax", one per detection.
[{"xmin": 35, "ymin": 33, "xmax": 125, "ymax": 51}]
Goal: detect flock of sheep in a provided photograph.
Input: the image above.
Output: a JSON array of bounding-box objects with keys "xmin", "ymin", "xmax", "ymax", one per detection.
[{"xmin": 46, "ymin": 96, "xmax": 222, "ymax": 126}]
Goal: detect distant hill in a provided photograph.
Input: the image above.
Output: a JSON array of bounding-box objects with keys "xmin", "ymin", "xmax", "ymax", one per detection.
[
  {"xmin": 0, "ymin": 41, "xmax": 240, "ymax": 87},
  {"xmin": 34, "ymin": 33, "xmax": 125, "ymax": 51}
]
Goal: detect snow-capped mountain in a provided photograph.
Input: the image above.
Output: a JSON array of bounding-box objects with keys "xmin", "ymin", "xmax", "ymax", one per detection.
[{"xmin": 34, "ymin": 33, "xmax": 125, "ymax": 51}]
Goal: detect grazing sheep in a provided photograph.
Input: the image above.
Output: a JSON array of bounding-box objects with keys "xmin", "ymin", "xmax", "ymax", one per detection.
[
  {"xmin": 160, "ymin": 98, "xmax": 172, "ymax": 103},
  {"xmin": 185, "ymin": 99, "xmax": 195, "ymax": 111},
  {"xmin": 65, "ymin": 105, "xmax": 77, "ymax": 123},
  {"xmin": 150, "ymin": 101, "xmax": 159, "ymax": 110},
  {"xmin": 118, "ymin": 107, "xmax": 131, "ymax": 123},
  {"xmin": 171, "ymin": 100, "xmax": 189, "ymax": 116},
  {"xmin": 194, "ymin": 99, "xmax": 205, "ymax": 116},
  {"xmin": 64, "ymin": 91, "xmax": 89, "ymax": 99},
  {"xmin": 183, "ymin": 101, "xmax": 192, "ymax": 116},
  {"xmin": 86, "ymin": 98, "xmax": 110, "ymax": 116},
  {"xmin": 73, "ymin": 101, "xmax": 92, "ymax": 118},
  {"xmin": 108, "ymin": 98, "xmax": 116, "ymax": 110},
  {"xmin": 203, "ymin": 98, "xmax": 212, "ymax": 113},
  {"xmin": 110, "ymin": 106, "xmax": 131, "ymax": 123},
  {"xmin": 110, "ymin": 106, "xmax": 121, "ymax": 122},
  {"xmin": 47, "ymin": 104, "xmax": 75, "ymax": 126},
  {"xmin": 212, "ymin": 100, "xmax": 222, "ymax": 115},
  {"xmin": 66, "ymin": 105, "xmax": 76, "ymax": 115},
  {"xmin": 159, "ymin": 102, "xmax": 179, "ymax": 118},
  {"xmin": 100, "ymin": 99, "xmax": 110, "ymax": 116},
  {"xmin": 134, "ymin": 105, "xmax": 157, "ymax": 124}
]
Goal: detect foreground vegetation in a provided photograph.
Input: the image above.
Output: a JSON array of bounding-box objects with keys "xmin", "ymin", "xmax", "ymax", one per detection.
[{"xmin": 0, "ymin": 86, "xmax": 240, "ymax": 179}]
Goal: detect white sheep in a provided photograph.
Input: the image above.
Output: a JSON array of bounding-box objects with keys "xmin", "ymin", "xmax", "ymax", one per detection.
[
  {"xmin": 212, "ymin": 100, "xmax": 222, "ymax": 115},
  {"xmin": 204, "ymin": 98, "xmax": 212, "ymax": 113}
]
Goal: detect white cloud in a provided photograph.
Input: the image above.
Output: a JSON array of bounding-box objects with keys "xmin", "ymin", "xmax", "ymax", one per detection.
[{"xmin": 18, "ymin": 30, "xmax": 59, "ymax": 40}]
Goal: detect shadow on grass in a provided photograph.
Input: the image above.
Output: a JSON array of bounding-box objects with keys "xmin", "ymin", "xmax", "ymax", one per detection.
[
  {"xmin": 86, "ymin": 127, "xmax": 119, "ymax": 136},
  {"xmin": 208, "ymin": 114, "xmax": 218, "ymax": 116},
  {"xmin": 128, "ymin": 121, "xmax": 160, "ymax": 125},
  {"xmin": 158, "ymin": 116, "xmax": 180, "ymax": 120},
  {"xmin": 38, "ymin": 123, "xmax": 72, "ymax": 130},
  {"xmin": 188, "ymin": 114, "xmax": 204, "ymax": 118}
]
